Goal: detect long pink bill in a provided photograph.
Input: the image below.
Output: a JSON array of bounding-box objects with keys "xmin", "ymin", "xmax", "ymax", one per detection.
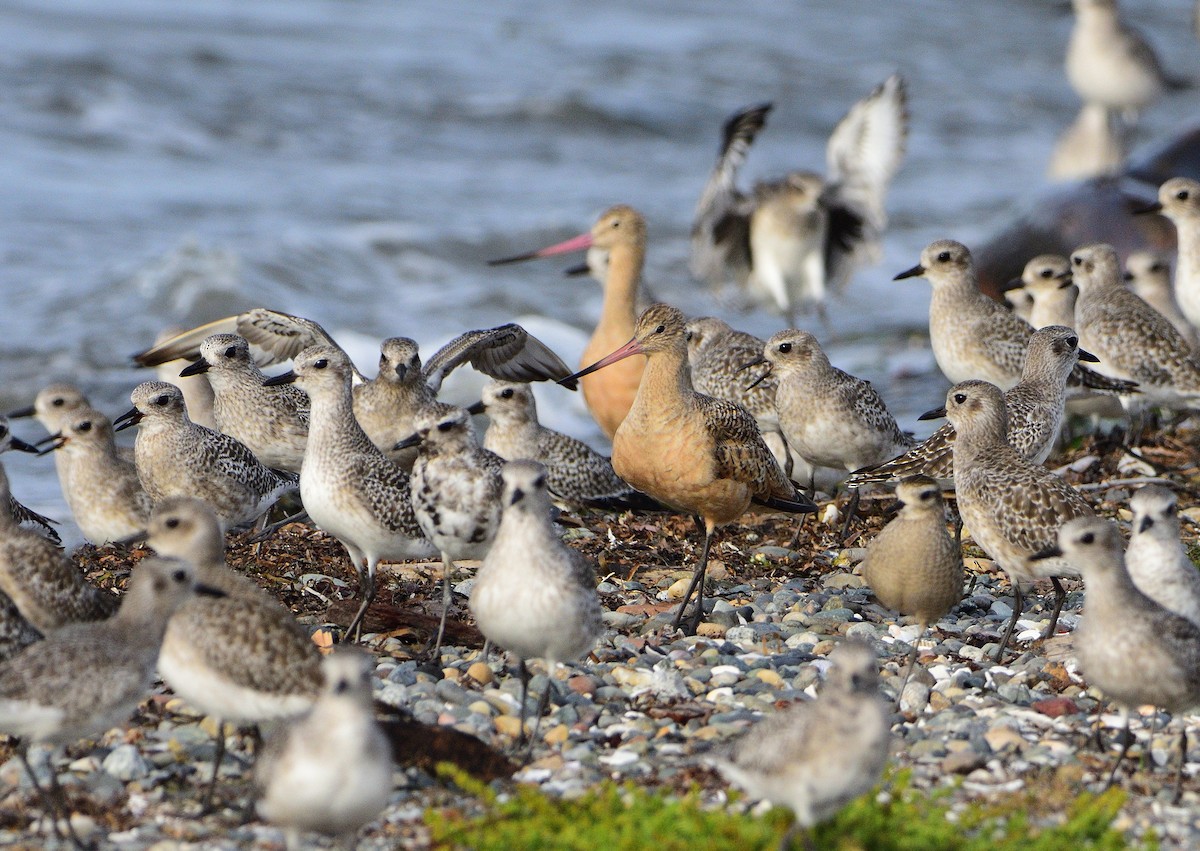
[
  {"xmin": 556, "ymin": 337, "xmax": 644, "ymax": 385},
  {"xmin": 488, "ymin": 232, "xmax": 594, "ymax": 266}
]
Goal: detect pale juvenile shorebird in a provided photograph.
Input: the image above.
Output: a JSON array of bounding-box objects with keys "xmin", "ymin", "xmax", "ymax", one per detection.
[
  {"xmin": 928, "ymin": 380, "xmax": 1093, "ymax": 660},
  {"xmin": 1047, "ymin": 102, "xmax": 1129, "ymax": 182},
  {"xmin": 860, "ymin": 476, "xmax": 963, "ymax": 697},
  {"xmin": 685, "ymin": 316, "xmax": 794, "ymax": 477},
  {"xmin": 751, "ymin": 329, "xmax": 914, "ymax": 490},
  {"xmin": 1125, "ymin": 485, "xmax": 1200, "ymax": 627},
  {"xmin": 142, "ymin": 497, "xmax": 324, "ymax": 810},
  {"xmin": 1033, "ymin": 517, "xmax": 1200, "ymax": 795},
  {"xmin": 896, "ymin": 239, "xmax": 1136, "ymax": 397},
  {"xmin": 113, "ymin": 382, "xmax": 298, "ymax": 530},
  {"xmin": 256, "ymin": 649, "xmax": 392, "ymax": 850},
  {"xmin": 1142, "ymin": 178, "xmax": 1200, "ymax": 333},
  {"xmin": 1065, "ymin": 0, "xmax": 1178, "ymax": 124},
  {"xmin": 1003, "ymin": 287, "xmax": 1035, "ymax": 324},
  {"xmin": 690, "ymin": 76, "xmax": 908, "ymax": 325},
  {"xmin": 1124, "ymin": 250, "xmax": 1198, "ymax": 347},
  {"xmin": 473, "ymin": 380, "xmax": 655, "ymax": 510},
  {"xmin": 712, "ymin": 640, "xmax": 890, "ymax": 848},
  {"xmin": 489, "ymin": 205, "xmax": 651, "ymax": 439},
  {"xmin": 179, "ymin": 333, "xmax": 311, "ymax": 472},
  {"xmin": 265, "ymin": 345, "xmax": 436, "ymax": 640},
  {"xmin": 0, "ymin": 557, "xmax": 216, "ymax": 848},
  {"xmin": 153, "ymin": 325, "xmax": 218, "ymax": 430},
  {"xmin": 0, "ymin": 462, "xmax": 116, "ymax": 632},
  {"xmin": 0, "ymin": 418, "xmax": 61, "ymax": 544},
  {"xmin": 847, "ymin": 326, "xmax": 1095, "ymax": 488},
  {"xmin": 354, "ymin": 328, "xmax": 575, "ymax": 468},
  {"xmin": 39, "ymin": 408, "xmax": 151, "ymax": 544},
  {"xmin": 1014, "ymin": 254, "xmax": 1076, "ymax": 330},
  {"xmin": 1070, "ymin": 243, "xmax": 1200, "ymax": 418},
  {"xmin": 470, "ymin": 460, "xmax": 603, "ymax": 745},
  {"xmin": 402, "ymin": 406, "xmax": 503, "ymax": 659},
  {"xmin": 561, "ymin": 304, "xmax": 816, "ymax": 634}
]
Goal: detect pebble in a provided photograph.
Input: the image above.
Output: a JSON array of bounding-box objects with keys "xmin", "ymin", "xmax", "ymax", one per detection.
[
  {"xmin": 102, "ymin": 744, "xmax": 149, "ymax": 782},
  {"xmin": 466, "ymin": 661, "xmax": 494, "ymax": 685}
]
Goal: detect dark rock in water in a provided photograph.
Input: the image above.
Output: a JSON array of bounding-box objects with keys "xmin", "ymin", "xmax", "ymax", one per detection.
[{"xmin": 975, "ymin": 124, "xmax": 1200, "ymax": 299}]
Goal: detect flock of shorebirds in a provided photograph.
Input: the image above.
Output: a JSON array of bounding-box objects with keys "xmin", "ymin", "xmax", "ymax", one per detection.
[{"xmin": 2, "ymin": 1, "xmax": 1200, "ymax": 848}]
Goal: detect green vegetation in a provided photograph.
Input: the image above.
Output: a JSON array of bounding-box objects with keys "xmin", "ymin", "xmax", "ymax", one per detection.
[{"xmin": 425, "ymin": 767, "xmax": 1147, "ymax": 850}]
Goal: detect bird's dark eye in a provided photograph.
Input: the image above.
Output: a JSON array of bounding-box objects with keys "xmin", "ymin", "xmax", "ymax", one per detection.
[
  {"xmin": 1066, "ymin": 336, "xmax": 1078, "ymax": 348},
  {"xmin": 920, "ymin": 490, "xmax": 935, "ymax": 501},
  {"xmin": 500, "ymin": 388, "xmax": 514, "ymax": 399},
  {"xmin": 937, "ymin": 251, "xmax": 950, "ymax": 262},
  {"xmin": 1080, "ymin": 532, "xmax": 1095, "ymax": 544},
  {"xmin": 437, "ymin": 421, "xmax": 454, "ymax": 432},
  {"xmin": 52, "ymin": 398, "xmax": 64, "ymax": 407},
  {"xmin": 1040, "ymin": 268, "xmax": 1053, "ymax": 278},
  {"xmin": 314, "ymin": 359, "xmax": 328, "ymax": 370},
  {"xmin": 611, "ymin": 220, "xmax": 620, "ymax": 229},
  {"xmin": 155, "ymin": 395, "xmax": 169, "ymax": 406},
  {"xmin": 778, "ymin": 342, "xmax": 792, "ymax": 354},
  {"xmin": 165, "ymin": 517, "xmax": 180, "ymax": 529},
  {"xmin": 1177, "ymin": 190, "xmax": 1190, "ymax": 201},
  {"xmin": 224, "ymin": 346, "xmax": 237, "ymax": 358},
  {"xmin": 1072, "ymin": 256, "xmax": 1083, "ymax": 266},
  {"xmin": 534, "ymin": 474, "xmax": 547, "ymax": 489},
  {"xmin": 334, "ymin": 678, "xmax": 351, "ymax": 695},
  {"xmin": 172, "ymin": 569, "xmax": 187, "ymax": 583},
  {"xmin": 1150, "ymin": 262, "xmax": 1164, "ymax": 273},
  {"xmin": 1166, "ymin": 504, "xmax": 1177, "ymax": 516},
  {"xmin": 953, "ymin": 392, "xmax": 967, "ymax": 404},
  {"xmin": 654, "ymin": 324, "xmax": 665, "ymax": 334},
  {"xmin": 78, "ymin": 421, "xmax": 92, "ymax": 433}
]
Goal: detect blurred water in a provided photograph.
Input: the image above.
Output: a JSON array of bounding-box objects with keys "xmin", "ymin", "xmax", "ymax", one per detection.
[{"xmin": 1, "ymin": 0, "xmax": 1196, "ymax": 540}]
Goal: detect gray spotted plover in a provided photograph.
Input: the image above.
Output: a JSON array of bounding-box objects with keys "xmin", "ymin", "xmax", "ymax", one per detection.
[
  {"xmin": 179, "ymin": 333, "xmax": 311, "ymax": 472},
  {"xmin": 847, "ymin": 325, "xmax": 1093, "ymax": 488},
  {"xmin": 1123, "ymin": 250, "xmax": 1198, "ymax": 347},
  {"xmin": 490, "ymin": 205, "xmax": 650, "ymax": 439},
  {"xmin": 0, "ymin": 556, "xmax": 215, "ymax": 847},
  {"xmin": 1125, "ymin": 485, "xmax": 1200, "ymax": 627},
  {"xmin": 1070, "ymin": 243, "xmax": 1200, "ymax": 413},
  {"xmin": 860, "ymin": 475, "xmax": 962, "ymax": 694},
  {"xmin": 256, "ymin": 648, "xmax": 392, "ymax": 848},
  {"xmin": 755, "ymin": 329, "xmax": 914, "ymax": 484},
  {"xmin": 1066, "ymin": 0, "xmax": 1174, "ymax": 122},
  {"xmin": 712, "ymin": 639, "xmax": 890, "ymax": 847},
  {"xmin": 930, "ymin": 380, "xmax": 1093, "ymax": 660},
  {"xmin": 354, "ymin": 327, "xmax": 575, "ymax": 468},
  {"xmin": 114, "ymin": 381, "xmax": 298, "ymax": 530},
  {"xmin": 144, "ymin": 497, "xmax": 323, "ymax": 811},
  {"xmin": 1034, "ymin": 517, "xmax": 1200, "ymax": 794},
  {"xmin": 685, "ymin": 316, "xmax": 794, "ymax": 477},
  {"xmin": 265, "ymin": 345, "xmax": 436, "ymax": 640},
  {"xmin": 1140, "ymin": 178, "xmax": 1200, "ymax": 333},
  {"xmin": 474, "ymin": 380, "xmax": 652, "ymax": 511},
  {"xmin": 41, "ymin": 407, "xmax": 151, "ymax": 544},
  {"xmin": 470, "ymin": 460, "xmax": 603, "ymax": 744},
  {"xmin": 561, "ymin": 304, "xmax": 816, "ymax": 634},
  {"xmin": 1015, "ymin": 255, "xmax": 1077, "ymax": 330},
  {"xmin": 896, "ymin": 240, "xmax": 1135, "ymax": 398},
  {"xmin": 690, "ymin": 75, "xmax": 908, "ymax": 325},
  {"xmin": 404, "ymin": 406, "xmax": 504, "ymax": 658},
  {"xmin": 0, "ymin": 462, "xmax": 116, "ymax": 632}
]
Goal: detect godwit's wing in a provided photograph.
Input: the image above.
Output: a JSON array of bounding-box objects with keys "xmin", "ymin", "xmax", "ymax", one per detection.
[{"xmin": 422, "ymin": 324, "xmax": 578, "ymax": 393}]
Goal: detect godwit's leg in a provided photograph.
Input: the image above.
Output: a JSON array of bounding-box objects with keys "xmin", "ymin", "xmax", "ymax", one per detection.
[{"xmin": 672, "ymin": 522, "xmax": 716, "ymax": 635}]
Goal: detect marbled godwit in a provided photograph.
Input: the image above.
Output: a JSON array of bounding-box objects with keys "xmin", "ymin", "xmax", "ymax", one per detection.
[
  {"xmin": 690, "ymin": 75, "xmax": 908, "ymax": 325},
  {"xmin": 711, "ymin": 639, "xmax": 890, "ymax": 848},
  {"xmin": 561, "ymin": 303, "xmax": 816, "ymax": 633},
  {"xmin": 489, "ymin": 205, "xmax": 649, "ymax": 439},
  {"xmin": 1033, "ymin": 517, "xmax": 1200, "ymax": 796}
]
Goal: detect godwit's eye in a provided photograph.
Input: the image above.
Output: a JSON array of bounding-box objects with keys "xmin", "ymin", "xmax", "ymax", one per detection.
[
  {"xmin": 224, "ymin": 346, "xmax": 237, "ymax": 358},
  {"xmin": 1080, "ymin": 532, "xmax": 1095, "ymax": 544},
  {"xmin": 778, "ymin": 342, "xmax": 792, "ymax": 354},
  {"xmin": 314, "ymin": 359, "xmax": 329, "ymax": 370},
  {"xmin": 953, "ymin": 392, "xmax": 967, "ymax": 404},
  {"xmin": 78, "ymin": 421, "xmax": 92, "ymax": 433},
  {"xmin": 937, "ymin": 251, "xmax": 950, "ymax": 262},
  {"xmin": 500, "ymin": 388, "xmax": 514, "ymax": 399},
  {"xmin": 655, "ymin": 325, "xmax": 666, "ymax": 334}
]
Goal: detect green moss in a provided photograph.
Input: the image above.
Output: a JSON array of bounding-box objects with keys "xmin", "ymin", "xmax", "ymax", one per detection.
[{"xmin": 425, "ymin": 767, "xmax": 1148, "ymax": 851}]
